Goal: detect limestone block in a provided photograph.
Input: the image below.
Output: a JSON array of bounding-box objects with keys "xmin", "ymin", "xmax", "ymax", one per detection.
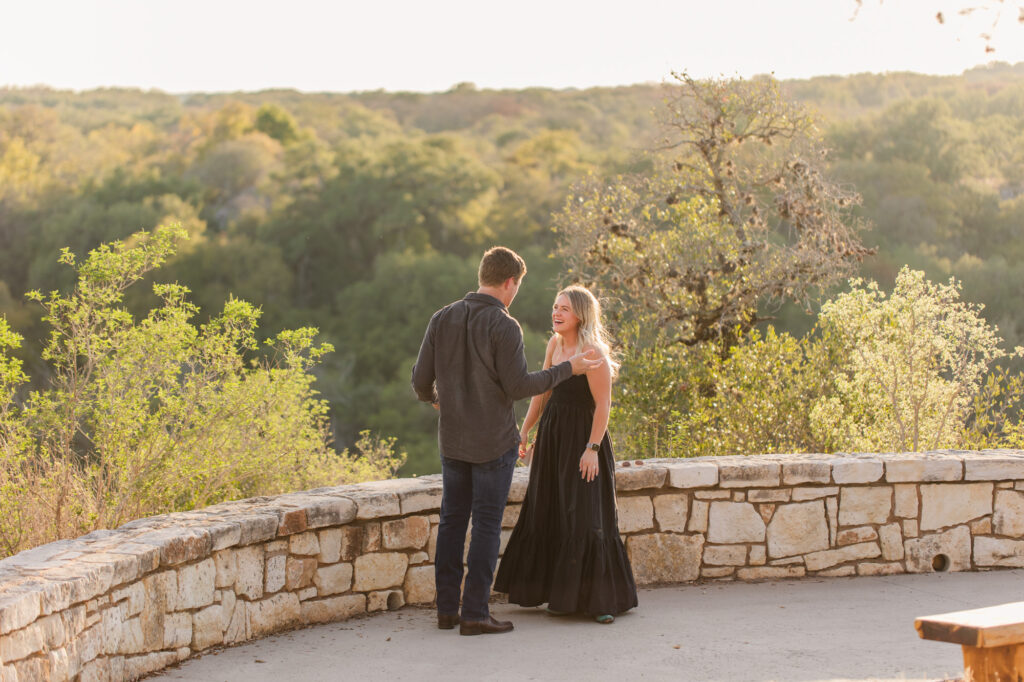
[
  {"xmin": 749, "ymin": 546, "xmax": 766, "ymax": 566},
  {"xmin": 123, "ymin": 651, "xmax": 178, "ymax": 680},
  {"xmin": 748, "ymin": 489, "xmax": 790, "ymax": 503},
  {"xmin": 626, "ymin": 534, "xmax": 704, "ymax": 584},
  {"xmin": 220, "ymin": 590, "xmax": 236, "ymax": 628},
  {"xmin": 337, "ymin": 526, "xmax": 364, "ymax": 561},
  {"xmin": 162, "ymin": 612, "xmax": 191, "ymax": 650},
  {"xmin": 688, "ymin": 500, "xmax": 709, "ymax": 533},
  {"xmin": 235, "ymin": 513, "xmax": 278, "ymax": 546},
  {"xmin": 805, "ymin": 542, "xmax": 881, "ymax": 571},
  {"xmin": 146, "ymin": 527, "xmax": 213, "ymax": 566},
  {"xmin": 831, "ymin": 459, "xmax": 883, "ymax": 484},
  {"xmin": 382, "ymin": 516, "xmax": 431, "ymax": 550},
  {"xmin": 177, "ymin": 559, "xmax": 215, "ymax": 611},
  {"xmin": 766, "ymin": 501, "xmax": 829, "ymax": 559},
  {"xmin": 791, "ymin": 487, "xmax": 838, "ymax": 501},
  {"xmin": 965, "ymin": 456, "xmax": 1024, "ymax": 481},
  {"xmin": 617, "ymin": 496, "xmax": 655, "ymax": 534},
  {"xmin": 368, "ymin": 590, "xmax": 405, "ymax": 613},
  {"xmin": 347, "ymin": 491, "xmax": 401, "ymax": 520},
  {"xmin": 363, "ymin": 523, "xmax": 382, "ymax": 553},
  {"xmin": 837, "ymin": 527, "xmax": 878, "ymax": 546},
  {"xmin": 719, "ymin": 462, "xmax": 780, "ymax": 488},
  {"xmin": 818, "ymin": 566, "xmax": 856, "ymax": 577},
  {"xmin": 191, "ymin": 604, "xmax": 224, "ymax": 650},
  {"xmin": 293, "ymin": 496, "xmax": 358, "ymax": 528},
  {"xmin": 1017, "ymin": 482, "xmax": 1024, "ymax": 492},
  {"xmin": 404, "ymin": 566, "xmax": 436, "ymax": 605},
  {"xmin": 694, "ymin": 490, "xmax": 731, "ymax": 500},
  {"xmin": 971, "ymin": 517, "xmax": 993, "ymax": 535},
  {"xmin": 265, "ymin": 554, "xmax": 287, "ymax": 593},
  {"xmin": 993, "ymin": 490, "xmax": 1024, "ymax": 536},
  {"xmin": 707, "ymin": 502, "xmax": 765, "ymax": 544},
  {"xmin": 732, "ymin": 491, "xmax": 745, "ymax": 502},
  {"xmin": 78, "ymin": 552, "xmax": 140, "ymax": 588},
  {"xmin": 889, "ymin": 457, "xmax": 963, "ymax": 482},
  {"xmin": 974, "ymin": 536, "xmax": 1024, "ymax": 567},
  {"xmin": 234, "ymin": 545, "xmax": 264, "ymax": 600},
  {"xmin": 213, "ymin": 550, "xmax": 237, "ymax": 589},
  {"xmin": 998, "ymin": 482, "xmax": 1014, "ymax": 488},
  {"xmin": 758, "ymin": 504, "xmax": 775, "ymax": 525},
  {"xmin": 300, "ymin": 594, "xmax": 366, "ymax": 625},
  {"xmin": 615, "ymin": 464, "xmax": 667, "ymax": 491},
  {"xmin": 285, "ymin": 557, "xmax": 318, "ymax": 590},
  {"xmin": 208, "ymin": 521, "xmax": 242, "ymax": 552},
  {"xmin": 314, "ymin": 563, "xmax": 353, "ymax": 596},
  {"xmin": 894, "ymin": 484, "xmax": 919, "ymax": 519},
  {"xmin": 288, "ymin": 532, "xmax": 320, "ymax": 556},
  {"xmin": 919, "ymin": 483, "xmax": 993, "ymax": 531},
  {"xmin": 905, "ymin": 525, "xmax": 972, "ymax": 573},
  {"xmin": 0, "ymin": 587, "xmax": 42, "ymax": 635},
  {"xmin": 782, "ymin": 461, "xmax": 832, "ymax": 486},
  {"xmin": 247, "ymin": 593, "xmax": 301, "ymax": 638},
  {"xmin": 838, "ymin": 487, "xmax": 892, "ymax": 526},
  {"xmin": 116, "ymin": 616, "xmax": 145, "ymax": 655},
  {"xmin": 703, "ymin": 545, "xmax": 748, "ymax": 566},
  {"xmin": 508, "ymin": 475, "xmax": 529, "ymax": 504},
  {"xmin": 0, "ymin": 619, "xmax": 45, "ymax": 662},
  {"xmin": 62, "ymin": 604, "xmax": 87, "ymax": 640},
  {"xmin": 352, "ymin": 553, "xmax": 409, "ymax": 592},
  {"xmin": 879, "ymin": 523, "xmax": 905, "ymax": 561},
  {"xmin": 410, "ymin": 552, "xmax": 429, "ymax": 565},
  {"xmin": 737, "ymin": 566, "xmax": 805, "ymax": 580},
  {"xmin": 653, "ymin": 494, "xmax": 689, "ymax": 532},
  {"xmin": 701, "ymin": 567, "xmax": 736, "ymax": 579},
  {"xmin": 318, "ymin": 529, "xmax": 342, "ymax": 564},
  {"xmin": 265, "ymin": 540, "xmax": 288, "ymax": 553},
  {"xmin": 502, "ymin": 504, "xmax": 521, "ymax": 529},
  {"xmin": 857, "ymin": 562, "xmax": 904, "ymax": 576},
  {"xmin": 400, "ymin": 487, "xmax": 443, "ymax": 515},
  {"xmin": 428, "ymin": 524, "xmax": 438, "ymax": 562},
  {"xmin": 903, "ymin": 519, "xmax": 919, "ymax": 538},
  {"xmin": 223, "ymin": 599, "xmax": 246, "ymax": 645},
  {"xmin": 298, "ymin": 587, "xmax": 317, "ymax": 601},
  {"xmin": 666, "ymin": 462, "xmax": 718, "ymax": 489}
]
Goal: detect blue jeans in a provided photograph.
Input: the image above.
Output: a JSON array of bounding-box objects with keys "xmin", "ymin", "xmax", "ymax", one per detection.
[{"xmin": 435, "ymin": 447, "xmax": 517, "ymax": 622}]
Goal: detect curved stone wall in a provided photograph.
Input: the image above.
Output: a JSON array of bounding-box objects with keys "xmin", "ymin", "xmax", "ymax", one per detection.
[{"xmin": 2, "ymin": 450, "xmax": 1024, "ymax": 680}]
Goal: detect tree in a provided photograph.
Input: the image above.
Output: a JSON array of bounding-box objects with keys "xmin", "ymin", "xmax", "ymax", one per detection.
[
  {"xmin": 556, "ymin": 74, "xmax": 873, "ymax": 349},
  {"xmin": 811, "ymin": 267, "xmax": 1017, "ymax": 452}
]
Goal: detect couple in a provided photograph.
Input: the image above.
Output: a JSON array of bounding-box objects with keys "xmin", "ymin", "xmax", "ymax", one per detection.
[{"xmin": 411, "ymin": 246, "xmax": 638, "ymax": 636}]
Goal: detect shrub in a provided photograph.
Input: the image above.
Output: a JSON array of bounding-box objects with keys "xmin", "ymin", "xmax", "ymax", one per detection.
[{"xmin": 0, "ymin": 225, "xmax": 403, "ymax": 557}]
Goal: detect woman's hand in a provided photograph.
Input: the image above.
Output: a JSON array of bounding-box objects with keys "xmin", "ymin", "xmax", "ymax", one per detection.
[{"xmin": 579, "ymin": 450, "xmax": 599, "ymax": 482}]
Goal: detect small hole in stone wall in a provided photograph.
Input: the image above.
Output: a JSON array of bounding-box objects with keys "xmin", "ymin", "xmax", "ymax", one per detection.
[
  {"xmin": 932, "ymin": 554, "xmax": 950, "ymax": 572},
  {"xmin": 387, "ymin": 591, "xmax": 404, "ymax": 610}
]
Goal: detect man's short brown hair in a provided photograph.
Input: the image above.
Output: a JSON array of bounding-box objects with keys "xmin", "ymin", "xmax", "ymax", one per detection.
[{"xmin": 478, "ymin": 246, "xmax": 526, "ymax": 287}]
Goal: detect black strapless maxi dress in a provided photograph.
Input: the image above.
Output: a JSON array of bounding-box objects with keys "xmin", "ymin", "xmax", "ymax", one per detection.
[{"xmin": 494, "ymin": 374, "xmax": 638, "ymax": 616}]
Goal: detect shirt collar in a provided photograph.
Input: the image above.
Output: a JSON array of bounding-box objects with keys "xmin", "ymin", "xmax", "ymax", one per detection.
[{"xmin": 463, "ymin": 292, "xmax": 506, "ymax": 310}]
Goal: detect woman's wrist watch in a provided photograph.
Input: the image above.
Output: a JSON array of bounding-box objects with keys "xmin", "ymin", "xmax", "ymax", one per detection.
[{"xmin": 586, "ymin": 442, "xmax": 600, "ymax": 451}]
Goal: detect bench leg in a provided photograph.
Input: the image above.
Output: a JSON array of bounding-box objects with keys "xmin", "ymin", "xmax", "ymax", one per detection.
[{"xmin": 962, "ymin": 643, "xmax": 1024, "ymax": 682}]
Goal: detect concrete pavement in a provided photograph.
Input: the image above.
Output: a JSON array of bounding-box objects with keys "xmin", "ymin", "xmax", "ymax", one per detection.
[{"xmin": 151, "ymin": 570, "xmax": 1024, "ymax": 681}]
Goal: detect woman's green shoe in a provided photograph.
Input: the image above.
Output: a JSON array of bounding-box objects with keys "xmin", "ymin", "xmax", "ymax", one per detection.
[{"xmin": 595, "ymin": 614, "xmax": 614, "ymax": 624}]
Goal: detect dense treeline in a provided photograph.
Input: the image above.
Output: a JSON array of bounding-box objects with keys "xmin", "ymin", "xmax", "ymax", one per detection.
[{"xmin": 3, "ymin": 62, "xmax": 1024, "ymax": 473}]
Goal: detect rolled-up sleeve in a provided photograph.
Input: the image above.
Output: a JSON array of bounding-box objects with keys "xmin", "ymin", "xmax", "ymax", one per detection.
[
  {"xmin": 493, "ymin": 319, "xmax": 571, "ymax": 401},
  {"xmin": 411, "ymin": 315, "xmax": 438, "ymax": 403}
]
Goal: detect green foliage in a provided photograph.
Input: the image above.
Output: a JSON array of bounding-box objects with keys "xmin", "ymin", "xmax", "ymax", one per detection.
[
  {"xmin": 811, "ymin": 267, "xmax": 1018, "ymax": 452},
  {"xmin": 0, "ymin": 226, "xmax": 402, "ymax": 557}
]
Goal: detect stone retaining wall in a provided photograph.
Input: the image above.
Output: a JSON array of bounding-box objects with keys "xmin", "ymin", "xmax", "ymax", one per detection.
[{"xmin": 2, "ymin": 450, "xmax": 1024, "ymax": 680}]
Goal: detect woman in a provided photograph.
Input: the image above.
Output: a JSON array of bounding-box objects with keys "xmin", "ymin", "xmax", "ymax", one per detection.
[{"xmin": 494, "ymin": 285, "xmax": 638, "ymax": 623}]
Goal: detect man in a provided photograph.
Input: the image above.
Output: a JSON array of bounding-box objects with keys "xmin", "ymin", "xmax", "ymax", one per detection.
[{"xmin": 412, "ymin": 246, "xmax": 601, "ymax": 636}]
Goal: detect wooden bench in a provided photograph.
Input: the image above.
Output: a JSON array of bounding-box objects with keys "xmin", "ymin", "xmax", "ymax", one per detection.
[{"xmin": 915, "ymin": 602, "xmax": 1024, "ymax": 682}]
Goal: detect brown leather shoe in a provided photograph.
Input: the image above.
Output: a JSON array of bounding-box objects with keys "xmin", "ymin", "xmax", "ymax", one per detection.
[
  {"xmin": 437, "ymin": 613, "xmax": 460, "ymax": 630},
  {"xmin": 459, "ymin": 616, "xmax": 514, "ymax": 636}
]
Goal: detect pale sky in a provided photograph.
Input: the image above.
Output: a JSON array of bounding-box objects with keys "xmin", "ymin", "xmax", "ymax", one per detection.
[{"xmin": 2, "ymin": 0, "xmax": 1023, "ymax": 93}]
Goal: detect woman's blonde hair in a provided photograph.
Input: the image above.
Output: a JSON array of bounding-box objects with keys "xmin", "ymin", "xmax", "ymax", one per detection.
[{"xmin": 555, "ymin": 285, "xmax": 620, "ymax": 378}]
